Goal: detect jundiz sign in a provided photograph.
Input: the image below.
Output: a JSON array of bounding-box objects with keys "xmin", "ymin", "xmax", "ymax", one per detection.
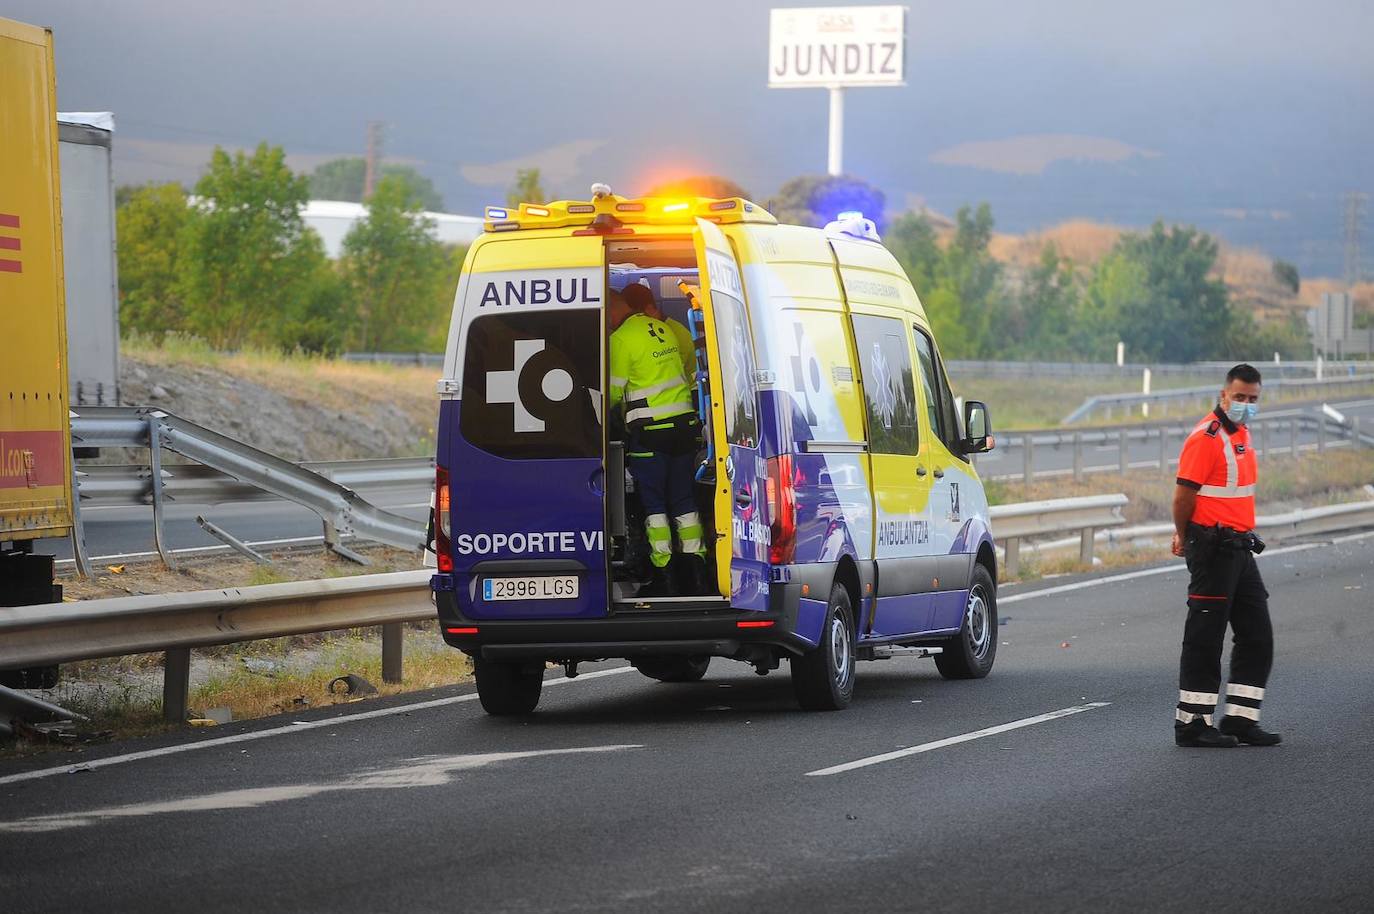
[{"xmin": 768, "ymin": 6, "xmax": 907, "ymax": 89}]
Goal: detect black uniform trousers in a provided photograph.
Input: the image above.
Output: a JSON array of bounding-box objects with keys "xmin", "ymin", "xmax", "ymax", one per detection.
[{"xmin": 1176, "ymin": 526, "xmax": 1273, "ymax": 726}]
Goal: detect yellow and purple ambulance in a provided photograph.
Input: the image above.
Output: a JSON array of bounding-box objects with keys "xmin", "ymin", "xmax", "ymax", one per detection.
[{"xmin": 431, "ymin": 187, "xmax": 997, "ymax": 714}]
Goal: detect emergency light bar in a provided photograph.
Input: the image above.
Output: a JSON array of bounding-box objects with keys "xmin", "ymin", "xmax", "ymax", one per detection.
[{"xmin": 482, "ymin": 185, "xmax": 778, "ymax": 234}]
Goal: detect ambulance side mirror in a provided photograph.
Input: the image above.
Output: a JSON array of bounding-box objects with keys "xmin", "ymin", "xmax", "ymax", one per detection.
[{"xmin": 962, "ymin": 400, "xmax": 993, "ymax": 454}]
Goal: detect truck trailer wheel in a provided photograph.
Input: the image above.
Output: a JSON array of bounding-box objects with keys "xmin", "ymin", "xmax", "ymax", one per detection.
[
  {"xmin": 791, "ymin": 584, "xmax": 856, "ymax": 711},
  {"xmin": 935, "ymin": 565, "xmax": 997, "ymax": 680},
  {"xmin": 473, "ymin": 659, "xmax": 544, "ymax": 715},
  {"xmin": 633, "ymin": 655, "xmax": 710, "ymax": 683}
]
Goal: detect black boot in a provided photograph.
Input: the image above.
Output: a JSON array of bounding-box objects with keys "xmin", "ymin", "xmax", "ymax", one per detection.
[
  {"xmin": 638, "ymin": 566, "xmax": 674, "ymax": 598},
  {"xmin": 1220, "ymin": 716, "xmax": 1283, "ymax": 746},
  {"xmin": 1175, "ymin": 718, "xmax": 1239, "ymax": 748},
  {"xmin": 682, "ymin": 554, "xmax": 715, "ymax": 596}
]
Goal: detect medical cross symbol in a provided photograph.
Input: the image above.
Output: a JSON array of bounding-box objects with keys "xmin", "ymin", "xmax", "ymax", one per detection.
[{"xmin": 487, "ymin": 338, "xmax": 574, "ymax": 433}]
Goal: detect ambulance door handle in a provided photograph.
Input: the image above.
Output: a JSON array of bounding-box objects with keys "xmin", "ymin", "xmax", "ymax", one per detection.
[
  {"xmin": 933, "ymin": 468, "xmax": 945, "ymax": 479},
  {"xmin": 916, "ymin": 466, "xmax": 928, "ymax": 477},
  {"xmin": 735, "ymin": 491, "xmax": 753, "ymax": 507}
]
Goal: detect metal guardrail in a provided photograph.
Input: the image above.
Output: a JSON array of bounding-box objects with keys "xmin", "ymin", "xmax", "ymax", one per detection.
[
  {"xmin": 0, "ymin": 570, "xmax": 432, "ymax": 724},
  {"xmin": 1017, "ymin": 497, "xmax": 1374, "ymax": 562},
  {"xmin": 985, "ymin": 407, "xmax": 1374, "ymax": 484},
  {"xmin": 989, "ymin": 494, "xmax": 1128, "ymax": 575},
  {"xmin": 76, "ymin": 457, "xmax": 432, "ymax": 507},
  {"xmin": 947, "ymin": 359, "xmax": 1369, "ymax": 380},
  {"xmin": 70, "ymin": 407, "xmax": 430, "ymax": 573},
  {"xmin": 1062, "ymin": 374, "xmax": 1374, "ymax": 424},
  {"xmin": 342, "ymin": 352, "xmax": 444, "ymax": 367}
]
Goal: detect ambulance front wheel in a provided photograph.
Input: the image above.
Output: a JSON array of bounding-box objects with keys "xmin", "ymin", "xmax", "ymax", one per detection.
[
  {"xmin": 935, "ymin": 565, "xmax": 998, "ymax": 680},
  {"xmin": 791, "ymin": 583, "xmax": 857, "ymax": 711},
  {"xmin": 473, "ymin": 659, "xmax": 544, "ymax": 715}
]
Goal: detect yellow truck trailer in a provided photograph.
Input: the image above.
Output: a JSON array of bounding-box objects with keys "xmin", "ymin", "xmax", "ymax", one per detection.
[{"xmin": 1, "ymin": 17, "xmax": 74, "ymax": 629}]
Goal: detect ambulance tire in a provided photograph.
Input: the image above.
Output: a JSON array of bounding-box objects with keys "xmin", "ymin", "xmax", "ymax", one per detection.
[
  {"xmin": 935, "ymin": 565, "xmax": 997, "ymax": 680},
  {"xmin": 633, "ymin": 655, "xmax": 711, "ymax": 683},
  {"xmin": 791, "ymin": 584, "xmax": 857, "ymax": 711},
  {"xmin": 473, "ymin": 659, "xmax": 544, "ymax": 715}
]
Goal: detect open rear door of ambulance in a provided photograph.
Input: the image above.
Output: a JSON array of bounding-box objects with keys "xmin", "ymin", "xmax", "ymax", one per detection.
[
  {"xmin": 441, "ymin": 234, "xmax": 610, "ymax": 620},
  {"xmin": 692, "ymin": 219, "xmax": 770, "ymax": 611}
]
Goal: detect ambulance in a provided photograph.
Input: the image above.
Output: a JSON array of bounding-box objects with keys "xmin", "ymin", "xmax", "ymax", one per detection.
[{"xmin": 431, "ymin": 186, "xmax": 998, "ymax": 714}]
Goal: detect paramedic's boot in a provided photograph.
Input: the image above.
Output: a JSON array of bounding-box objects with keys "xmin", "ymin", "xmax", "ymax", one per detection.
[
  {"xmin": 684, "ymin": 554, "xmax": 715, "ymax": 596},
  {"xmin": 1219, "ymin": 716, "xmax": 1283, "ymax": 746},
  {"xmin": 1174, "ymin": 719, "xmax": 1238, "ymax": 748},
  {"xmin": 639, "ymin": 566, "xmax": 674, "ymax": 598}
]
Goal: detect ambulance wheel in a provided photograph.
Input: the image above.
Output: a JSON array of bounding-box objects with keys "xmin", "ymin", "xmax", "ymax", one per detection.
[
  {"xmin": 935, "ymin": 565, "xmax": 997, "ymax": 680},
  {"xmin": 473, "ymin": 659, "xmax": 544, "ymax": 715},
  {"xmin": 791, "ymin": 584, "xmax": 856, "ymax": 711},
  {"xmin": 633, "ymin": 655, "xmax": 711, "ymax": 683}
]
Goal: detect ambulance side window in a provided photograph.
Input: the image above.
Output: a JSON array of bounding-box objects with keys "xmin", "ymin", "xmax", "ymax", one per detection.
[
  {"xmin": 460, "ymin": 310, "xmax": 602, "ymax": 459},
  {"xmin": 710, "ymin": 285, "xmax": 758, "ymax": 446},
  {"xmin": 912, "ymin": 327, "xmax": 962, "ymax": 456},
  {"xmin": 851, "ymin": 315, "xmax": 919, "ymax": 455}
]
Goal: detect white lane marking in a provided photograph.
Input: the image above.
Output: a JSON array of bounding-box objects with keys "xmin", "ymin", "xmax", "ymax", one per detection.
[
  {"xmin": 805, "ymin": 702, "xmax": 1111, "ymax": 777},
  {"xmin": 998, "ymin": 542, "xmax": 1321, "ymax": 605},
  {"xmin": 0, "ymin": 666, "xmax": 636, "ymax": 788},
  {"xmin": 0, "ymin": 745, "xmax": 642, "ymax": 833}
]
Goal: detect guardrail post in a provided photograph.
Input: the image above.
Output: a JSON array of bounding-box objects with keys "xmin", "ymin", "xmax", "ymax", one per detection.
[
  {"xmin": 1118, "ymin": 429, "xmax": 1129, "ymax": 474},
  {"xmin": 1004, "ymin": 537, "xmax": 1020, "ymax": 577},
  {"xmin": 147, "ymin": 417, "xmax": 176, "ymax": 571},
  {"xmin": 163, "ymin": 647, "xmax": 191, "ymax": 724},
  {"xmin": 1023, "ymin": 437, "xmax": 1034, "ymax": 486},
  {"xmin": 1072, "ymin": 432, "xmax": 1083, "ymax": 482},
  {"xmin": 1354, "ymin": 415, "xmax": 1364, "ymax": 448},
  {"xmin": 1158, "ymin": 427, "xmax": 1169, "ymax": 473},
  {"xmin": 382, "ymin": 622, "xmax": 403, "ymax": 684},
  {"xmin": 1257, "ymin": 420, "xmax": 1268, "ymax": 457},
  {"xmin": 1080, "ymin": 527, "xmax": 1095, "ymax": 565},
  {"xmin": 1318, "ymin": 417, "xmax": 1327, "ymax": 453},
  {"xmin": 1289, "ymin": 417, "xmax": 1299, "ymax": 456}
]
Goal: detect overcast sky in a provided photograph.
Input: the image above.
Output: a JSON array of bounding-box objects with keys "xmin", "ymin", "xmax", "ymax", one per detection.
[{"xmin": 8, "ymin": 0, "xmax": 1372, "ymax": 275}]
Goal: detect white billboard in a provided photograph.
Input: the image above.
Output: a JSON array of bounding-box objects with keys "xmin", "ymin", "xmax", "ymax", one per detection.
[{"xmin": 768, "ymin": 6, "xmax": 907, "ymax": 89}]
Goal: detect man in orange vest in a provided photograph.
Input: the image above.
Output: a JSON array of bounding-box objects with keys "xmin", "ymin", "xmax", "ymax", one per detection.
[{"xmin": 1170, "ymin": 363, "xmax": 1281, "ymax": 748}]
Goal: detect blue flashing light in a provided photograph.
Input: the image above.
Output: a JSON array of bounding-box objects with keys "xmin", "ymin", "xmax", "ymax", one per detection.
[
  {"xmin": 485, "ymin": 206, "xmax": 508, "ymax": 220},
  {"xmin": 836, "ymin": 210, "xmax": 864, "ymax": 221}
]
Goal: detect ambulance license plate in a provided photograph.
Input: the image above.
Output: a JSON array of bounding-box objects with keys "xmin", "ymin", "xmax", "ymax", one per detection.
[{"xmin": 483, "ymin": 575, "xmax": 579, "ymax": 601}]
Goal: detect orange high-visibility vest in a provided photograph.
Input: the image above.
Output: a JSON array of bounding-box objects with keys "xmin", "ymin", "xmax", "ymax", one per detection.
[{"xmin": 1176, "ymin": 409, "xmax": 1258, "ymax": 532}]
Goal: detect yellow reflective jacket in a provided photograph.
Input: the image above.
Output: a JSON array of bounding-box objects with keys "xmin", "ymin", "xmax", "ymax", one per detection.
[{"xmin": 609, "ymin": 313, "xmax": 695, "ymax": 431}]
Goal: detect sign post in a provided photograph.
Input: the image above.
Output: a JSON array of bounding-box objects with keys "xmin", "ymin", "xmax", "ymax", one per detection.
[{"xmin": 769, "ymin": 6, "xmax": 907, "ymax": 176}]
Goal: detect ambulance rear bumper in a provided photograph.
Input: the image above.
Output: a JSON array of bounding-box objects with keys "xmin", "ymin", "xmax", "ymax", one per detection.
[{"xmin": 433, "ymin": 590, "xmax": 811, "ymax": 659}]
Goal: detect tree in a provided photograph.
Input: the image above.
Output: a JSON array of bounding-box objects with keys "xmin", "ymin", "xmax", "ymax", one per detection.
[
  {"xmin": 116, "ymin": 183, "xmax": 193, "ymax": 339},
  {"xmin": 1271, "ymin": 258, "xmax": 1300, "ymax": 294},
  {"xmin": 643, "ymin": 175, "xmax": 751, "ymax": 200},
  {"xmin": 771, "ymin": 174, "xmax": 885, "ymax": 231},
  {"xmin": 506, "ymin": 168, "xmax": 547, "ymax": 207},
  {"xmin": 308, "ymin": 157, "xmax": 444, "ymax": 211},
  {"xmin": 1014, "ymin": 244, "xmax": 1080, "ymax": 359},
  {"xmin": 339, "ymin": 174, "xmax": 450, "ymax": 351},
  {"xmin": 1111, "ymin": 223, "xmax": 1232, "ymax": 362},
  {"xmin": 178, "ymin": 143, "xmax": 338, "ymax": 349}
]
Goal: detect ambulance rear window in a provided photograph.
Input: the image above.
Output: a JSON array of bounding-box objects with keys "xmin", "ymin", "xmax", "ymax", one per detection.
[{"xmin": 460, "ymin": 311, "xmax": 602, "ymax": 460}]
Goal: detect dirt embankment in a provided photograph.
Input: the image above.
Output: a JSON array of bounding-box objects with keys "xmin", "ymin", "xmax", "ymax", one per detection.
[{"xmin": 113, "ymin": 346, "xmax": 440, "ymax": 462}]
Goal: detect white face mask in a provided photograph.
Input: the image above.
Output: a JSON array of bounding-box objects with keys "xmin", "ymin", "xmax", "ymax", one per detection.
[{"xmin": 1224, "ymin": 399, "xmax": 1258, "ymax": 426}]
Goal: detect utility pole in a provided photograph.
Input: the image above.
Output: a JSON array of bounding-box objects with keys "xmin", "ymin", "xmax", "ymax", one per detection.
[
  {"xmin": 1344, "ymin": 191, "xmax": 1367, "ymax": 288},
  {"xmin": 363, "ymin": 120, "xmax": 384, "ymax": 199}
]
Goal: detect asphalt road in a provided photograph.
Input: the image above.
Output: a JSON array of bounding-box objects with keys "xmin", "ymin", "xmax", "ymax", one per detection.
[{"xmin": 4, "ymin": 533, "xmax": 1373, "ymax": 912}]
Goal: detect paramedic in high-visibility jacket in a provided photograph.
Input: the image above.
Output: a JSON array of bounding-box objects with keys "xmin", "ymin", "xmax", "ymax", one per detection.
[
  {"xmin": 1170, "ymin": 363, "xmax": 1282, "ymax": 748},
  {"xmin": 609, "ymin": 290, "xmax": 710, "ymax": 597}
]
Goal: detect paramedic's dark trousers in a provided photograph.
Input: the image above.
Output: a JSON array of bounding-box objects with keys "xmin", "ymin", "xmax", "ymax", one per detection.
[
  {"xmin": 628, "ymin": 451, "xmax": 698, "ymax": 568},
  {"xmin": 1177, "ymin": 533, "xmax": 1273, "ymax": 726}
]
